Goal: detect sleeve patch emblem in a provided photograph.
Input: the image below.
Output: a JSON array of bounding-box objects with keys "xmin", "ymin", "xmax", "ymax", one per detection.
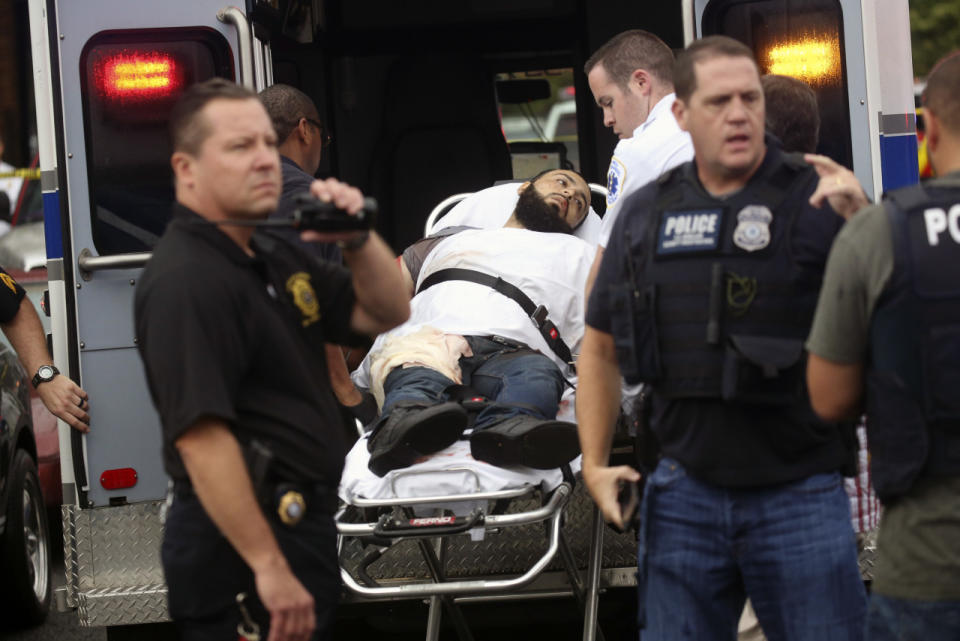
[
  {"xmin": 606, "ymin": 157, "xmax": 627, "ymax": 207},
  {"xmin": 285, "ymin": 272, "xmax": 321, "ymax": 327},
  {"xmin": 0, "ymin": 272, "xmax": 18, "ymax": 294}
]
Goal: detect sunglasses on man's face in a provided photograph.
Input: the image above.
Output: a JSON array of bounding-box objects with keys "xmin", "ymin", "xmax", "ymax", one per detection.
[{"xmin": 304, "ymin": 118, "xmax": 332, "ymax": 147}]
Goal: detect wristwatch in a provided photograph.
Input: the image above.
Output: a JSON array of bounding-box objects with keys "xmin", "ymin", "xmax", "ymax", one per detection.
[{"xmin": 32, "ymin": 364, "xmax": 60, "ymax": 388}]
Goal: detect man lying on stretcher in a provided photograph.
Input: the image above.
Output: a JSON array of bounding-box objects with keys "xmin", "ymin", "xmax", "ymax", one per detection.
[{"xmin": 352, "ymin": 169, "xmax": 595, "ymax": 476}]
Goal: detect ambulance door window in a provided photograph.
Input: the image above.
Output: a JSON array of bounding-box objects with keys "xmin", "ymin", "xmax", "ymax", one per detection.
[
  {"xmin": 496, "ymin": 68, "xmax": 580, "ymax": 176},
  {"xmin": 80, "ymin": 29, "xmax": 234, "ymax": 255},
  {"xmin": 702, "ymin": 0, "xmax": 852, "ymax": 169}
]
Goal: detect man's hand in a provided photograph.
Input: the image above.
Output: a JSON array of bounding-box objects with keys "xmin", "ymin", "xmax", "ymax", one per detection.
[
  {"xmin": 37, "ymin": 374, "xmax": 90, "ymax": 433},
  {"xmin": 299, "ymin": 177, "xmax": 368, "ymax": 246},
  {"xmin": 805, "ymin": 153, "xmax": 871, "ymax": 220},
  {"xmin": 253, "ymin": 556, "xmax": 316, "ymax": 641},
  {"xmin": 582, "ymin": 462, "xmax": 642, "ymax": 531}
]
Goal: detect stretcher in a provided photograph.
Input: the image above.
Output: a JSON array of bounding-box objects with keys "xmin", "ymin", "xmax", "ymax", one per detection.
[{"xmin": 337, "ymin": 434, "xmax": 637, "ymax": 641}]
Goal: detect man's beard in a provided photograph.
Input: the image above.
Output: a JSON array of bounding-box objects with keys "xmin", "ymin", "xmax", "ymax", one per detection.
[{"xmin": 513, "ymin": 187, "xmax": 574, "ymax": 235}]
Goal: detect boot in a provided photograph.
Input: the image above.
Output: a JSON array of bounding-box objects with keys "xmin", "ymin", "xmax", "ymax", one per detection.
[
  {"xmin": 469, "ymin": 414, "xmax": 580, "ymax": 470},
  {"xmin": 367, "ymin": 401, "xmax": 468, "ymax": 476}
]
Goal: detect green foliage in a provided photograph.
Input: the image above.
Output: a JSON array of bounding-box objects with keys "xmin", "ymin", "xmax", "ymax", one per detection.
[{"xmin": 910, "ymin": 0, "xmax": 960, "ymax": 77}]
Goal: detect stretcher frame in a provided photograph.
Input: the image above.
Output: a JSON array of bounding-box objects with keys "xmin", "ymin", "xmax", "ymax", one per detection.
[{"xmin": 336, "ymin": 463, "xmax": 623, "ymax": 641}]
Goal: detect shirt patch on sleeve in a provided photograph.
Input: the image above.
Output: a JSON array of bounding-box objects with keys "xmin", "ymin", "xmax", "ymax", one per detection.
[
  {"xmin": 656, "ymin": 209, "xmax": 723, "ymax": 255},
  {"xmin": 285, "ymin": 272, "xmax": 321, "ymax": 327},
  {"xmin": 0, "ymin": 272, "xmax": 18, "ymax": 293},
  {"xmin": 606, "ymin": 157, "xmax": 627, "ymax": 206}
]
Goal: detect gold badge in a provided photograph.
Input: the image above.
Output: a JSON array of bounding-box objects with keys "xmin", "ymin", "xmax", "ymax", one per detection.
[
  {"xmin": 285, "ymin": 272, "xmax": 320, "ymax": 327},
  {"xmin": 277, "ymin": 490, "xmax": 306, "ymax": 526},
  {"xmin": 0, "ymin": 272, "xmax": 18, "ymax": 294}
]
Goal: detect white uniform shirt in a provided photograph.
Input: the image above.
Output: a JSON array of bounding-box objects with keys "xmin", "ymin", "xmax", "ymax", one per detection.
[
  {"xmin": 353, "ymin": 227, "xmax": 594, "ymax": 389},
  {"xmin": 599, "ymin": 93, "xmax": 693, "ymax": 247}
]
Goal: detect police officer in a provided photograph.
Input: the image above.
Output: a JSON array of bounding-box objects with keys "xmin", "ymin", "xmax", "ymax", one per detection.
[
  {"xmin": 578, "ymin": 36, "xmax": 867, "ymax": 640},
  {"xmin": 1, "ymin": 265, "xmax": 90, "ymax": 431},
  {"xmin": 134, "ymin": 79, "xmax": 408, "ymax": 641},
  {"xmin": 807, "ymin": 50, "xmax": 960, "ymax": 641}
]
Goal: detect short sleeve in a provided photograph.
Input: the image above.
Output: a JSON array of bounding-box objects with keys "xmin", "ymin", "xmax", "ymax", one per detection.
[
  {"xmin": 135, "ymin": 269, "xmax": 248, "ymax": 442},
  {"xmin": 306, "ymin": 257, "xmax": 368, "ymax": 347},
  {"xmin": 806, "ymin": 205, "xmax": 894, "ymax": 363},
  {"xmin": 0, "ymin": 266, "xmax": 26, "ymax": 324}
]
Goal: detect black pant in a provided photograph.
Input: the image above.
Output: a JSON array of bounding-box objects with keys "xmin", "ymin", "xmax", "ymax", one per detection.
[{"xmin": 161, "ymin": 491, "xmax": 340, "ymax": 641}]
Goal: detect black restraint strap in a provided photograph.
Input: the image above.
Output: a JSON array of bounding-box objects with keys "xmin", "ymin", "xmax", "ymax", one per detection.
[{"xmin": 418, "ymin": 267, "xmax": 576, "ymax": 371}]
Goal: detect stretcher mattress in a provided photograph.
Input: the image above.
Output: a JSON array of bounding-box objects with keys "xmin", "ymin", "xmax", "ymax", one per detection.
[{"xmin": 339, "ymin": 433, "xmax": 581, "ymax": 506}]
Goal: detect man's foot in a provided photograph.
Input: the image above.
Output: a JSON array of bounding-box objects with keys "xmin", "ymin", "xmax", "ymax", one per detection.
[
  {"xmin": 469, "ymin": 415, "xmax": 580, "ymax": 469},
  {"xmin": 367, "ymin": 401, "xmax": 468, "ymax": 476}
]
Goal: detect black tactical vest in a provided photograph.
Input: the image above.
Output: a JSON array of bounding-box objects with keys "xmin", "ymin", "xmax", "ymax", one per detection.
[
  {"xmin": 867, "ymin": 182, "xmax": 960, "ymax": 502},
  {"xmin": 613, "ymin": 148, "xmax": 831, "ymax": 406}
]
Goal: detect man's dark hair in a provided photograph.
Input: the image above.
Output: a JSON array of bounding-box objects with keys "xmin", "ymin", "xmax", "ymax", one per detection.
[
  {"xmin": 584, "ymin": 30, "xmax": 676, "ymax": 88},
  {"xmin": 258, "ymin": 83, "xmax": 321, "ymax": 143},
  {"xmin": 762, "ymin": 74, "xmax": 820, "ymax": 153},
  {"xmin": 923, "ymin": 50, "xmax": 960, "ymax": 135},
  {"xmin": 169, "ymin": 78, "xmax": 257, "ymax": 155},
  {"xmin": 674, "ymin": 36, "xmax": 757, "ymax": 102}
]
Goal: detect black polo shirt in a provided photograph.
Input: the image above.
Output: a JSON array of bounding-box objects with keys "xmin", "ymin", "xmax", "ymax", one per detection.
[
  {"xmin": 588, "ymin": 146, "xmax": 850, "ymax": 488},
  {"xmin": 134, "ymin": 203, "xmax": 362, "ymax": 484},
  {"xmin": 0, "ymin": 265, "xmax": 27, "ymax": 323}
]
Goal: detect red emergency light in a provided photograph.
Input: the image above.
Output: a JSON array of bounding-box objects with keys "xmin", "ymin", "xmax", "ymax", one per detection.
[
  {"xmin": 95, "ymin": 52, "xmax": 181, "ymax": 100},
  {"xmin": 100, "ymin": 467, "xmax": 139, "ymax": 490}
]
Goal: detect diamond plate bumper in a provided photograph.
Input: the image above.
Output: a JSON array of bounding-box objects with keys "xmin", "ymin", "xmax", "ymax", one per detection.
[{"xmin": 63, "ymin": 501, "xmax": 170, "ymax": 626}]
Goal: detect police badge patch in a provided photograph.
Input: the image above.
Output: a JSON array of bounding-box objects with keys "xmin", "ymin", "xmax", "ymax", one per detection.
[
  {"xmin": 285, "ymin": 272, "xmax": 321, "ymax": 327},
  {"xmin": 733, "ymin": 205, "xmax": 773, "ymax": 252},
  {"xmin": 606, "ymin": 157, "xmax": 626, "ymax": 207}
]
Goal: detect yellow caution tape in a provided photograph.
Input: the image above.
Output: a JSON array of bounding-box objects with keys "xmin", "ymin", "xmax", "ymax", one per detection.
[{"xmin": 0, "ymin": 168, "xmax": 42, "ymax": 180}]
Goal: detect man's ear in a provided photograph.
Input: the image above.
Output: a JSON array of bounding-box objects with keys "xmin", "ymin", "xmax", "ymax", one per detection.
[
  {"xmin": 672, "ymin": 98, "xmax": 689, "ymax": 132},
  {"xmin": 630, "ymin": 69, "xmax": 651, "ymax": 96},
  {"xmin": 517, "ymin": 181, "xmax": 531, "ymax": 195},
  {"xmin": 171, "ymin": 151, "xmax": 194, "ymax": 188}
]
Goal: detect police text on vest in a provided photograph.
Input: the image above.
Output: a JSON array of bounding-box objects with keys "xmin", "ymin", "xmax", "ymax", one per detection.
[{"xmin": 924, "ymin": 205, "xmax": 960, "ymax": 245}]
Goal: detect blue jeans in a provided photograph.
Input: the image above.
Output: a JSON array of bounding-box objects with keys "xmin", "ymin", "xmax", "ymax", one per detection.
[
  {"xmin": 867, "ymin": 593, "xmax": 960, "ymax": 641},
  {"xmin": 381, "ymin": 335, "xmax": 566, "ymax": 431},
  {"xmin": 638, "ymin": 457, "xmax": 866, "ymax": 641}
]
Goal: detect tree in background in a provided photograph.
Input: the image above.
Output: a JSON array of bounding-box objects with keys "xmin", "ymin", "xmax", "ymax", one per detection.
[{"xmin": 910, "ymin": 0, "xmax": 960, "ymax": 77}]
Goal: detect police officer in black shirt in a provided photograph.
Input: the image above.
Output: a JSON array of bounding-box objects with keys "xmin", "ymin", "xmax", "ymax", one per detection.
[
  {"xmin": 578, "ymin": 36, "xmax": 867, "ymax": 640},
  {"xmin": 134, "ymin": 79, "xmax": 408, "ymax": 641},
  {"xmin": 807, "ymin": 51, "xmax": 960, "ymax": 641}
]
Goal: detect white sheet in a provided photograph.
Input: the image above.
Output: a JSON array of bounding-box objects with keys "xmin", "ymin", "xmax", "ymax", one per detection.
[{"xmin": 339, "ymin": 433, "xmax": 580, "ymax": 509}]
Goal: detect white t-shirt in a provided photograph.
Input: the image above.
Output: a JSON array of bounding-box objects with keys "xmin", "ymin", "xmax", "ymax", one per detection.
[
  {"xmin": 431, "ymin": 183, "xmax": 603, "ymax": 247},
  {"xmin": 599, "ymin": 93, "xmax": 694, "ymax": 247},
  {"xmin": 353, "ymin": 227, "xmax": 594, "ymax": 389},
  {"xmin": 0, "ymin": 161, "xmax": 24, "ymax": 217}
]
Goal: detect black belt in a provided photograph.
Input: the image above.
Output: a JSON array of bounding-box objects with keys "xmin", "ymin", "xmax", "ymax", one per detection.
[{"xmin": 417, "ymin": 267, "xmax": 576, "ymax": 371}]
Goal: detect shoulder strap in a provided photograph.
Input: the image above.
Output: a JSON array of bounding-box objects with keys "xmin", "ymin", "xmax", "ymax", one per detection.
[
  {"xmin": 885, "ymin": 182, "xmax": 929, "ymax": 214},
  {"xmin": 417, "ymin": 267, "xmax": 576, "ymax": 371}
]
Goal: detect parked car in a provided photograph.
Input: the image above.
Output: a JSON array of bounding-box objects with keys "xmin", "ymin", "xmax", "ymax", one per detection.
[{"xmin": 0, "ymin": 340, "xmax": 52, "ymax": 627}]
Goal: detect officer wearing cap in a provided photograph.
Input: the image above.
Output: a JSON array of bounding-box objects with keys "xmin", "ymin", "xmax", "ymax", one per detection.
[
  {"xmin": 1, "ymin": 265, "xmax": 90, "ymax": 431},
  {"xmin": 807, "ymin": 50, "xmax": 960, "ymax": 641},
  {"xmin": 134, "ymin": 79, "xmax": 408, "ymax": 641},
  {"xmin": 577, "ymin": 36, "xmax": 867, "ymax": 639}
]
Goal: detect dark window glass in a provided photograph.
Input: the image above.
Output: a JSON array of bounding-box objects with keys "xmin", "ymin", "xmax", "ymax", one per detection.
[
  {"xmin": 80, "ymin": 29, "xmax": 234, "ymax": 255},
  {"xmin": 702, "ymin": 0, "xmax": 852, "ymax": 168}
]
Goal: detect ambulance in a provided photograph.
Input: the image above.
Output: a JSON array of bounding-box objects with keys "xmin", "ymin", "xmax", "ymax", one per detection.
[{"xmin": 24, "ymin": 0, "xmax": 916, "ymax": 636}]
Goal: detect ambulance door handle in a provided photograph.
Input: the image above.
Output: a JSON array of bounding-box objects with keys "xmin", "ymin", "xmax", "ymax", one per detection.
[
  {"xmin": 218, "ymin": 6, "xmax": 255, "ymax": 91},
  {"xmin": 77, "ymin": 248, "xmax": 151, "ymax": 281}
]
